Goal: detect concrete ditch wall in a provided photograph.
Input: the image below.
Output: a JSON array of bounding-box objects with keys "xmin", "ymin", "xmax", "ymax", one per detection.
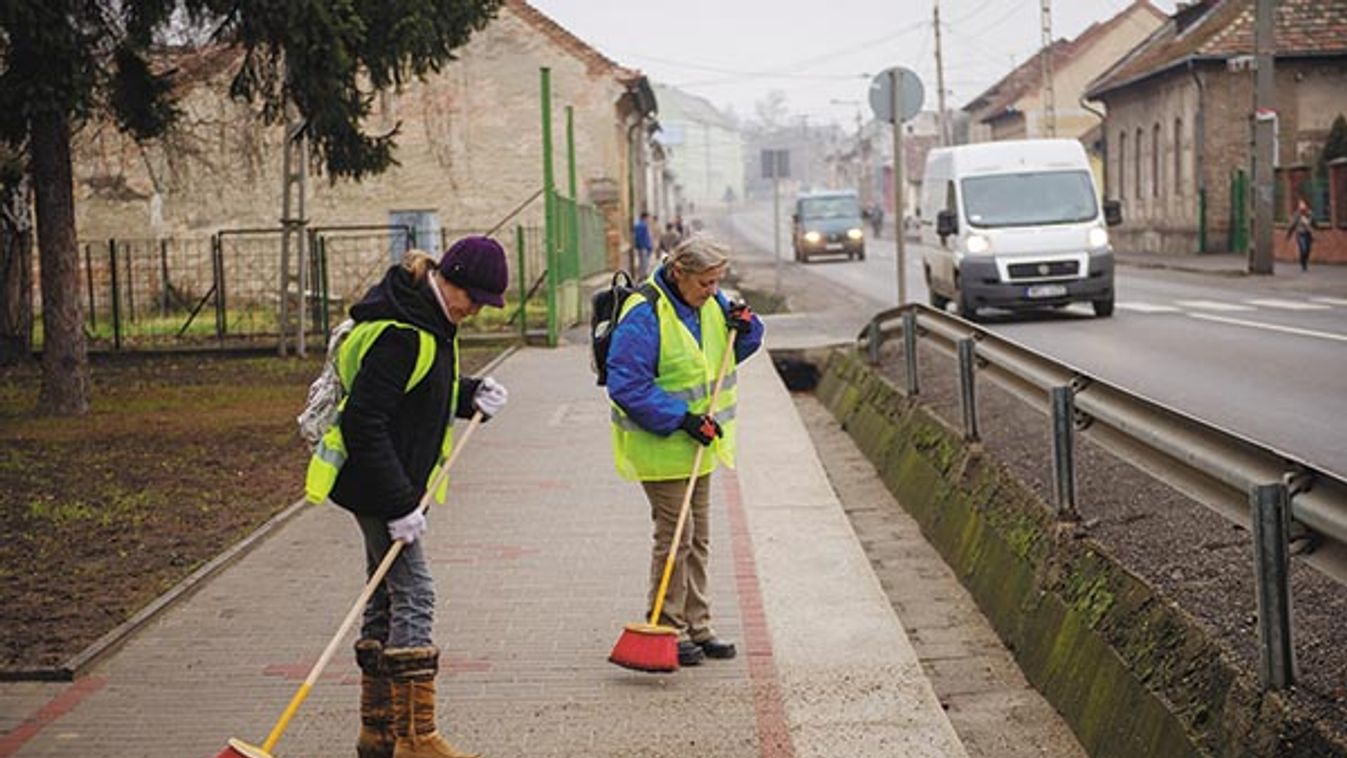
[{"xmin": 816, "ymin": 348, "xmax": 1344, "ymax": 758}]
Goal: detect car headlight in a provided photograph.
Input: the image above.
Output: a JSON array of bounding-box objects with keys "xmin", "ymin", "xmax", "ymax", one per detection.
[
  {"xmin": 965, "ymin": 234, "xmax": 991, "ymax": 254},
  {"xmin": 1088, "ymin": 227, "xmax": 1110, "ymax": 249},
  {"xmin": 846, "ymin": 228, "xmax": 864, "ymax": 240},
  {"xmin": 804, "ymin": 231, "xmax": 822, "ymax": 244}
]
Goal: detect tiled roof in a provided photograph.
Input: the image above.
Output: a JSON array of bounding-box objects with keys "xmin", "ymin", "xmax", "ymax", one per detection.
[
  {"xmin": 965, "ymin": 0, "xmax": 1166, "ymax": 122},
  {"xmin": 504, "ymin": 0, "xmax": 637, "ymax": 79},
  {"xmin": 1087, "ymin": 0, "xmax": 1347, "ymax": 98}
]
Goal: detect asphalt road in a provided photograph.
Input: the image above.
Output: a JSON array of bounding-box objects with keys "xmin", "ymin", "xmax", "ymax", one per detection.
[{"xmin": 724, "ymin": 201, "xmax": 1347, "ymax": 477}]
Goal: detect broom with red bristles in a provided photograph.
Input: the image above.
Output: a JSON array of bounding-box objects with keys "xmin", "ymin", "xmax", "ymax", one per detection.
[
  {"xmin": 215, "ymin": 412, "xmax": 485, "ymax": 758},
  {"xmin": 609, "ymin": 332, "xmax": 738, "ymax": 673}
]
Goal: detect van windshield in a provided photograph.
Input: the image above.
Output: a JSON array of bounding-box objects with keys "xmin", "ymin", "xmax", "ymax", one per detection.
[
  {"xmin": 800, "ymin": 197, "xmax": 860, "ymax": 220},
  {"xmin": 961, "ymin": 171, "xmax": 1097, "ymax": 228}
]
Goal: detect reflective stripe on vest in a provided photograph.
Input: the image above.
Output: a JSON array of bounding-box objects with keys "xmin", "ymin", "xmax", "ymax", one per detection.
[
  {"xmin": 304, "ymin": 320, "xmax": 459, "ymax": 504},
  {"xmin": 610, "ymin": 283, "xmax": 738, "ymax": 481}
]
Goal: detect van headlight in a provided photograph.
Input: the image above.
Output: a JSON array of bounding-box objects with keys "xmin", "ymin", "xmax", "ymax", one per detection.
[
  {"xmin": 804, "ymin": 231, "xmax": 822, "ymax": 244},
  {"xmin": 1088, "ymin": 227, "xmax": 1110, "ymax": 249},
  {"xmin": 965, "ymin": 234, "xmax": 991, "ymax": 254},
  {"xmin": 846, "ymin": 228, "xmax": 864, "ymax": 240}
]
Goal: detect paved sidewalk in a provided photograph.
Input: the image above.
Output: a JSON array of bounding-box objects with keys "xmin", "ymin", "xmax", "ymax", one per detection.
[
  {"xmin": 1115, "ymin": 250, "xmax": 1347, "ymax": 294},
  {"xmin": 1, "ymin": 344, "xmax": 964, "ymax": 758}
]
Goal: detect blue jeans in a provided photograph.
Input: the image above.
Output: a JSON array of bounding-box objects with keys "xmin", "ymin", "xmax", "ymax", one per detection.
[{"xmin": 356, "ymin": 514, "xmax": 436, "ymax": 647}]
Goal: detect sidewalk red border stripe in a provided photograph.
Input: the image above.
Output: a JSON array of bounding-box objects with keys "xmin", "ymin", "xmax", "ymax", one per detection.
[
  {"xmin": 0, "ymin": 677, "xmax": 107, "ymax": 757},
  {"xmin": 723, "ymin": 471, "xmax": 797, "ymax": 758}
]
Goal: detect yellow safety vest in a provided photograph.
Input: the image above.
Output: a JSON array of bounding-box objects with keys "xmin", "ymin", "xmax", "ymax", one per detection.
[
  {"xmin": 304, "ymin": 320, "xmax": 459, "ymax": 505},
  {"xmin": 610, "ymin": 283, "xmax": 738, "ymax": 481}
]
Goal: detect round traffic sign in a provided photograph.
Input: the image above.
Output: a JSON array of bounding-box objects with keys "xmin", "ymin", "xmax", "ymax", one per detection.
[{"xmin": 869, "ymin": 67, "xmax": 924, "ymax": 124}]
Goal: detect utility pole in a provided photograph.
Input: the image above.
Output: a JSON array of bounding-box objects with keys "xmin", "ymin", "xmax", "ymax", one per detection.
[
  {"xmin": 1250, "ymin": 0, "xmax": 1276, "ymax": 274},
  {"xmin": 1040, "ymin": 0, "xmax": 1057, "ymax": 137},
  {"xmin": 933, "ymin": 0, "xmax": 949, "ymax": 146}
]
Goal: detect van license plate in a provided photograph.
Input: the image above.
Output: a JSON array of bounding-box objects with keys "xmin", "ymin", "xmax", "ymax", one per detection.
[
  {"xmin": 825, "ymin": 243, "xmax": 843, "ymax": 251},
  {"xmin": 1026, "ymin": 284, "xmax": 1067, "ymax": 299}
]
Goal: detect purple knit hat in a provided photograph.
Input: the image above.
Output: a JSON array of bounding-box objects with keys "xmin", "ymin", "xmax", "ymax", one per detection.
[{"xmin": 438, "ymin": 236, "xmax": 508, "ymax": 307}]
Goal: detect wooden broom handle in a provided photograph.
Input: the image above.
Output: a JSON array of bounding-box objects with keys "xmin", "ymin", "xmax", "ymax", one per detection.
[
  {"xmin": 649, "ymin": 332, "xmax": 739, "ymax": 626},
  {"xmin": 261, "ymin": 411, "xmax": 485, "ymax": 752}
]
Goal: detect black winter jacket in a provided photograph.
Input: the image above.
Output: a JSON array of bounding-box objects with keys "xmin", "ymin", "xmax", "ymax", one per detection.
[{"xmin": 329, "ymin": 265, "xmax": 481, "ymax": 520}]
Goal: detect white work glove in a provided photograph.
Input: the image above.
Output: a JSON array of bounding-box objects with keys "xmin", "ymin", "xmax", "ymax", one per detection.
[
  {"xmin": 388, "ymin": 509, "xmax": 427, "ymax": 544},
  {"xmin": 474, "ymin": 376, "xmax": 509, "ymax": 418}
]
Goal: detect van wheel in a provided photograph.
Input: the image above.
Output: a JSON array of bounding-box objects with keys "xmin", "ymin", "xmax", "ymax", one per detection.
[
  {"xmin": 925, "ymin": 266, "xmax": 948, "ymax": 310},
  {"xmin": 956, "ymin": 288, "xmax": 978, "ymax": 320},
  {"xmin": 1093, "ymin": 295, "xmax": 1114, "ymax": 318}
]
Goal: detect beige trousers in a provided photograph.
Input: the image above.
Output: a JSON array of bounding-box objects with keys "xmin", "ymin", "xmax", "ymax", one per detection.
[{"xmin": 642, "ymin": 474, "xmax": 715, "ymax": 643}]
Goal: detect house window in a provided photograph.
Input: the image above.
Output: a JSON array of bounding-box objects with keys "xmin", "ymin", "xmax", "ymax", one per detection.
[
  {"xmin": 1117, "ymin": 131, "xmax": 1127, "ymax": 199},
  {"xmin": 1135, "ymin": 128, "xmax": 1144, "ymax": 200},
  {"xmin": 1174, "ymin": 118, "xmax": 1184, "ymax": 196},
  {"xmin": 1152, "ymin": 123, "xmax": 1161, "ymax": 198}
]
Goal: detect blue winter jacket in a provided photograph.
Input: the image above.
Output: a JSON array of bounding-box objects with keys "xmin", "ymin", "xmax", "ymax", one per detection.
[
  {"xmin": 633, "ymin": 220, "xmax": 653, "ymax": 251},
  {"xmin": 606, "ymin": 265, "xmax": 765, "ymax": 435}
]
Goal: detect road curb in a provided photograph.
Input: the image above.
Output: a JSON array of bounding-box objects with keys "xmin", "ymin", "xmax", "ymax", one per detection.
[{"xmin": 1115, "ymin": 258, "xmax": 1250, "ymax": 277}]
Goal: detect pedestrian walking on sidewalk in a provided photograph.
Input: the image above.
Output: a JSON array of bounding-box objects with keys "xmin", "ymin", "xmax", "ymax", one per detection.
[
  {"xmin": 605, "ymin": 234, "xmax": 765, "ymax": 667},
  {"xmin": 658, "ymin": 221, "xmax": 682, "ymax": 260},
  {"xmin": 1286, "ymin": 199, "xmax": 1315, "ymax": 271},
  {"xmin": 305, "ymin": 238, "xmax": 510, "ymax": 758},
  {"xmin": 634, "ymin": 211, "xmax": 654, "ymax": 278}
]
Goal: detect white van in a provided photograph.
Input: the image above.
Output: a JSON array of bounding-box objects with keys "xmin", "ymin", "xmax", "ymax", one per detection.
[{"xmin": 918, "ymin": 139, "xmax": 1121, "ymax": 319}]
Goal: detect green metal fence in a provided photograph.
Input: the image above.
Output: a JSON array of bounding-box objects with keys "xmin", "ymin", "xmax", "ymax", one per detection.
[{"xmin": 50, "ymin": 224, "xmax": 549, "ymax": 352}]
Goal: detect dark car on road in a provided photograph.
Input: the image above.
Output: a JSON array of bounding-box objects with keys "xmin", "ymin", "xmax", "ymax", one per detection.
[{"xmin": 792, "ymin": 190, "xmax": 866, "ymax": 263}]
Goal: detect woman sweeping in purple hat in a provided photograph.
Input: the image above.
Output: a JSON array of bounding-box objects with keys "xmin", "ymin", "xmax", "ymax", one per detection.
[{"xmin": 304, "ymin": 236, "xmax": 510, "ymax": 758}]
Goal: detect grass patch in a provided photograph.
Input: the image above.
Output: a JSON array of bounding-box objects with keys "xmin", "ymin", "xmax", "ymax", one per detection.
[{"xmin": 0, "ymin": 345, "xmax": 500, "ymax": 668}]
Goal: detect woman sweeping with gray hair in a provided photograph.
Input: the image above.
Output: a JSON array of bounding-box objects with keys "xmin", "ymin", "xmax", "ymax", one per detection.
[{"xmin": 605, "ymin": 235, "xmax": 765, "ymax": 667}]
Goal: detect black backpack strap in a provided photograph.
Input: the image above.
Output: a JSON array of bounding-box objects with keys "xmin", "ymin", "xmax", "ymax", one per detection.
[{"xmin": 635, "ymin": 281, "xmax": 660, "ymax": 309}]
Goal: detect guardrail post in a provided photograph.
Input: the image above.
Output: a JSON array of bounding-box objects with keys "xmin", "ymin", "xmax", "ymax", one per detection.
[
  {"xmin": 1050, "ymin": 386, "xmax": 1077, "ymax": 520},
  {"xmin": 958, "ymin": 338, "xmax": 979, "ymax": 442},
  {"xmin": 866, "ymin": 320, "xmax": 881, "ymax": 365},
  {"xmin": 1252, "ymin": 482, "xmax": 1295, "ymax": 690},
  {"xmin": 902, "ymin": 310, "xmax": 918, "ymax": 396}
]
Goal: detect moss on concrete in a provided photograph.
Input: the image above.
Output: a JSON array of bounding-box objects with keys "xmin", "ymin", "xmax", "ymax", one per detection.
[{"xmin": 816, "ymin": 348, "xmax": 1346, "ymax": 758}]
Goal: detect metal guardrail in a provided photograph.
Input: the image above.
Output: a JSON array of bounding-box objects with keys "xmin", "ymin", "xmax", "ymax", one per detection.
[{"xmin": 858, "ymin": 303, "xmax": 1347, "ymax": 690}]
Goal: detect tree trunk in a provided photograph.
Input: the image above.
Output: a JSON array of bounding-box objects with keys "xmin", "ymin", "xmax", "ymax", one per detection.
[
  {"xmin": 0, "ymin": 172, "xmax": 33, "ymax": 367},
  {"xmin": 31, "ymin": 109, "xmax": 90, "ymax": 414}
]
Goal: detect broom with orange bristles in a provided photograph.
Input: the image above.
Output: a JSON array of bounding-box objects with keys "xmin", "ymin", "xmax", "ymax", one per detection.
[
  {"xmin": 609, "ymin": 332, "xmax": 738, "ymax": 673},
  {"xmin": 215, "ymin": 411, "xmax": 485, "ymax": 758}
]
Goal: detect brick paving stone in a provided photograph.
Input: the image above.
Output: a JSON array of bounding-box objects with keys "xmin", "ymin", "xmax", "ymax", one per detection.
[{"xmin": 1, "ymin": 344, "xmax": 964, "ymax": 758}]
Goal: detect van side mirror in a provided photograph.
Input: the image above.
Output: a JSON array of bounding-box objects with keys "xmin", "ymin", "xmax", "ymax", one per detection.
[
  {"xmin": 791, "ymin": 213, "xmax": 799, "ymax": 224},
  {"xmin": 1104, "ymin": 200, "xmax": 1123, "ymax": 227},
  {"xmin": 936, "ymin": 210, "xmax": 958, "ymax": 237}
]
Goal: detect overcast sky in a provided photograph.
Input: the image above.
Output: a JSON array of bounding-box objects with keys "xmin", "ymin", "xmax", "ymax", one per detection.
[{"xmin": 529, "ymin": 0, "xmax": 1177, "ymax": 127}]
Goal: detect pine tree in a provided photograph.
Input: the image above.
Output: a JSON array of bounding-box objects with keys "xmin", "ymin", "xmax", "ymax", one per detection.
[{"xmin": 0, "ymin": 0, "xmax": 502, "ymax": 414}]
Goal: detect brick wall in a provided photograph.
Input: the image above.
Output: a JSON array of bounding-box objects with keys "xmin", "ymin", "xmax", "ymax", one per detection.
[
  {"xmin": 1100, "ymin": 57, "xmax": 1347, "ymax": 259},
  {"xmin": 71, "ymin": 6, "xmax": 629, "ymax": 251}
]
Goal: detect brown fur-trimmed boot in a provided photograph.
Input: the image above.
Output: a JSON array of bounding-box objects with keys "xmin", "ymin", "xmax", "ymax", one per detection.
[
  {"xmin": 385, "ymin": 645, "xmax": 480, "ymax": 758},
  {"xmin": 355, "ymin": 639, "xmax": 395, "ymax": 758}
]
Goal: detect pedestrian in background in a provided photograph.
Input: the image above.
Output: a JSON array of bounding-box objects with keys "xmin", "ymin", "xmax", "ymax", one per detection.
[
  {"xmin": 658, "ymin": 221, "xmax": 682, "ymax": 262},
  {"xmin": 605, "ymin": 235, "xmax": 765, "ymax": 667},
  {"xmin": 633, "ymin": 211, "xmax": 654, "ymax": 277},
  {"xmin": 305, "ymin": 238, "xmax": 510, "ymax": 758},
  {"xmin": 1286, "ymin": 198, "xmax": 1314, "ymax": 271}
]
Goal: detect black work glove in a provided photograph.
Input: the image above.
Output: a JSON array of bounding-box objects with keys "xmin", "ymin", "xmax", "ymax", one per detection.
[
  {"xmin": 727, "ymin": 301, "xmax": 754, "ymax": 335},
  {"xmin": 680, "ymin": 412, "xmax": 723, "ymax": 447}
]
